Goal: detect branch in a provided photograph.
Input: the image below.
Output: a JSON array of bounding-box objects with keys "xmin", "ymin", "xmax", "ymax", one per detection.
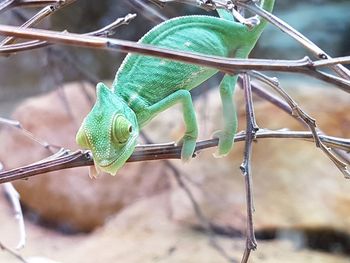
[
  {"xmin": 0, "ymin": 25, "xmax": 349, "ymax": 93},
  {"xmin": 236, "ymin": 0, "xmax": 350, "ymax": 80},
  {"xmin": 0, "ymin": 0, "xmax": 74, "ymax": 14},
  {"xmin": 0, "ymin": 13, "xmax": 137, "ymax": 55},
  {"xmin": 240, "ymin": 73, "xmax": 258, "ymax": 263},
  {"xmin": 0, "ymin": 130, "xmax": 348, "ymax": 184},
  {"xmin": 150, "ymin": 0, "xmax": 350, "ymax": 80},
  {"xmin": 0, "ymin": 4, "xmax": 59, "ymax": 47}
]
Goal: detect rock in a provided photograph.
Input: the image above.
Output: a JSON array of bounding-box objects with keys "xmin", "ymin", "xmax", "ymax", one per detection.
[{"xmin": 0, "ymin": 82, "xmax": 170, "ymax": 232}]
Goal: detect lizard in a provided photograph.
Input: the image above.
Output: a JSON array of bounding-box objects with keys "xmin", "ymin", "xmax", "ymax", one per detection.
[{"xmin": 76, "ymin": 0, "xmax": 275, "ymax": 176}]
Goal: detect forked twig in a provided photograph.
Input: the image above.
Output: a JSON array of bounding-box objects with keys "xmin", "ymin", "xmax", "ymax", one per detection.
[
  {"xmin": 0, "ymin": 13, "xmax": 137, "ymax": 55},
  {"xmin": 0, "ymin": 0, "xmax": 76, "ymax": 13},
  {"xmin": 0, "ymin": 4, "xmax": 59, "ymax": 47},
  {"xmin": 0, "ymin": 117, "xmax": 60, "ymax": 153},
  {"xmin": 236, "ymin": 0, "xmax": 350, "ymax": 80},
  {"xmin": 249, "ymin": 71, "xmax": 350, "ymax": 178}
]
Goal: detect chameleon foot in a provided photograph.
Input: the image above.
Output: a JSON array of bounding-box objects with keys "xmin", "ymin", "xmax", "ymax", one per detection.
[
  {"xmin": 178, "ymin": 135, "xmax": 197, "ymax": 162},
  {"xmin": 212, "ymin": 130, "xmax": 234, "ymax": 158}
]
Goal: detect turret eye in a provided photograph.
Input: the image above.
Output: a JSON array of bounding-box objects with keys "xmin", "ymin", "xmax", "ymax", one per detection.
[{"xmin": 112, "ymin": 115, "xmax": 132, "ymax": 144}]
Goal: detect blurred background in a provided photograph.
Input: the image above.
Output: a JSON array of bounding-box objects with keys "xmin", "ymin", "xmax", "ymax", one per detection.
[{"xmin": 0, "ymin": 0, "xmax": 349, "ymax": 262}]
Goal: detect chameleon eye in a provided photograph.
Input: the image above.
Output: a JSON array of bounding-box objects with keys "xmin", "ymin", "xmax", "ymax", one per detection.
[{"xmin": 112, "ymin": 115, "xmax": 132, "ymax": 144}]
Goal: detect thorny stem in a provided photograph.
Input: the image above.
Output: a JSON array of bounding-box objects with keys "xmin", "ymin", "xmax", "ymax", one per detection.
[
  {"xmin": 0, "ymin": 130, "xmax": 349, "ymax": 184},
  {"xmin": 139, "ymin": 132, "xmax": 235, "ymax": 262},
  {"xmin": 240, "ymin": 74, "xmax": 257, "ymax": 262},
  {"xmin": 249, "ymin": 71, "xmax": 350, "ymax": 178},
  {"xmin": 0, "ymin": 26, "xmax": 350, "ymax": 93},
  {"xmin": 0, "ymin": 13, "xmax": 137, "ymax": 55}
]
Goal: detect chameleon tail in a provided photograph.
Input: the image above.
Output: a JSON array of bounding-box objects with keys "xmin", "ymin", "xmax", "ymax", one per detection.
[
  {"xmin": 216, "ymin": 9, "xmax": 235, "ymax": 21},
  {"xmin": 250, "ymin": 0, "xmax": 275, "ymax": 37},
  {"xmin": 217, "ymin": 0, "xmax": 275, "ymax": 38}
]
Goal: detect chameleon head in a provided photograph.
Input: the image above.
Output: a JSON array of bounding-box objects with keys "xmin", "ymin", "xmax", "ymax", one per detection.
[{"xmin": 76, "ymin": 82, "xmax": 139, "ymax": 176}]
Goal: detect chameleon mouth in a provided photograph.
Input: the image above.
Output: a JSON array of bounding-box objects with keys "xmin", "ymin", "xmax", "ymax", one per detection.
[{"xmin": 96, "ymin": 133, "xmax": 138, "ymax": 175}]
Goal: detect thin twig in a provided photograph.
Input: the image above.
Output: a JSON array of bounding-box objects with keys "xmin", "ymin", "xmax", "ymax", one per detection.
[
  {"xmin": 236, "ymin": 0, "xmax": 350, "ymax": 80},
  {"xmin": 0, "ymin": 4, "xmax": 57, "ymax": 46},
  {"xmin": 0, "ymin": 0, "xmax": 74, "ymax": 14},
  {"xmin": 0, "ymin": 13, "xmax": 137, "ymax": 55},
  {"xmin": 140, "ymin": 132, "xmax": 235, "ymax": 262},
  {"xmin": 0, "ymin": 117, "xmax": 60, "ymax": 152},
  {"xmin": 0, "ymin": 26, "xmax": 350, "ymax": 93},
  {"xmin": 249, "ymin": 71, "xmax": 350, "ymax": 178},
  {"xmin": 0, "ymin": 241, "xmax": 28, "ymax": 263},
  {"xmin": 1, "ymin": 130, "xmax": 348, "ymax": 183},
  {"xmin": 240, "ymin": 74, "xmax": 258, "ymax": 263},
  {"xmin": 131, "ymin": 0, "xmax": 168, "ymax": 23}
]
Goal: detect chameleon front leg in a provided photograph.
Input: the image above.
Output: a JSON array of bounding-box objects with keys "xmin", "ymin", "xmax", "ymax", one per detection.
[
  {"xmin": 146, "ymin": 90, "xmax": 198, "ymax": 161},
  {"xmin": 213, "ymin": 74, "xmax": 238, "ymax": 157}
]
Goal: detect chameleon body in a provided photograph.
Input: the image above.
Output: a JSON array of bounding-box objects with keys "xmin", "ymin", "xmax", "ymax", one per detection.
[{"xmin": 76, "ymin": 0, "xmax": 275, "ymax": 175}]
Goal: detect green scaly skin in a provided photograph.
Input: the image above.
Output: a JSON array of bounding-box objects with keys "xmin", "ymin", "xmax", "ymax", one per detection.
[{"xmin": 76, "ymin": 0, "xmax": 275, "ymax": 175}]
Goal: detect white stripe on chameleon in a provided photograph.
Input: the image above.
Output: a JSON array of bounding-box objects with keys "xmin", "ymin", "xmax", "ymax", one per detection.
[
  {"xmin": 114, "ymin": 15, "xmax": 226, "ymax": 84},
  {"xmin": 127, "ymin": 92, "xmax": 140, "ymax": 107}
]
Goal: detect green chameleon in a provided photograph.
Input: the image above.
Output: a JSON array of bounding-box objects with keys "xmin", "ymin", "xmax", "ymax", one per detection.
[{"xmin": 76, "ymin": 0, "xmax": 275, "ymax": 175}]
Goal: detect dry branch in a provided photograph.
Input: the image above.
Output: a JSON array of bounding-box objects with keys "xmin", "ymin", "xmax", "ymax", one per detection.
[
  {"xmin": 0, "ymin": 130, "xmax": 349, "ymax": 184},
  {"xmin": 0, "ymin": 25, "xmax": 349, "ymax": 93}
]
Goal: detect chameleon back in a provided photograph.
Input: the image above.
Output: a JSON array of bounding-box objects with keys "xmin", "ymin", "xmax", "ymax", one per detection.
[{"xmin": 113, "ymin": 15, "xmax": 250, "ymax": 109}]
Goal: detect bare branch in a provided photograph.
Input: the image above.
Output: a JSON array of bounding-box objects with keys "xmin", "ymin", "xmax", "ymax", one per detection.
[
  {"xmin": 0, "ymin": 5, "xmax": 57, "ymax": 46},
  {"xmin": 236, "ymin": 0, "xmax": 350, "ymax": 80},
  {"xmin": 249, "ymin": 71, "xmax": 350, "ymax": 178},
  {"xmin": 0, "ymin": 130, "xmax": 348, "ymax": 184},
  {"xmin": 0, "ymin": 25, "xmax": 349, "ymax": 93},
  {"xmin": 313, "ymin": 56, "xmax": 350, "ymax": 68},
  {"xmin": 240, "ymin": 74, "xmax": 258, "ymax": 262},
  {"xmin": 0, "ymin": 13, "xmax": 137, "ymax": 55}
]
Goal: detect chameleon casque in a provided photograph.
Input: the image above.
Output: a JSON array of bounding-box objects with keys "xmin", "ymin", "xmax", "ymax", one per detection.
[{"xmin": 76, "ymin": 0, "xmax": 275, "ymax": 175}]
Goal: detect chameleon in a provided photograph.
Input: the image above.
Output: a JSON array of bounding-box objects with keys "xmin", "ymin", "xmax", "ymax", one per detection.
[{"xmin": 76, "ymin": 0, "xmax": 275, "ymax": 176}]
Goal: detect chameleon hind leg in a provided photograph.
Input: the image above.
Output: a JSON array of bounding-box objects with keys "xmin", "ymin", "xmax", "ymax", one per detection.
[
  {"xmin": 213, "ymin": 74, "xmax": 238, "ymax": 157},
  {"xmin": 146, "ymin": 89, "xmax": 198, "ymax": 161}
]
